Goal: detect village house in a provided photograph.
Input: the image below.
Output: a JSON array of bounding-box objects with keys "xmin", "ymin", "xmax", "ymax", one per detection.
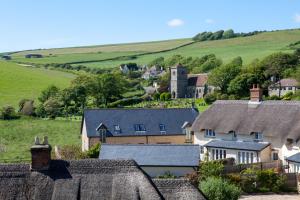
[
  {"xmin": 191, "ymin": 85, "xmax": 300, "ymax": 168},
  {"xmin": 170, "ymin": 64, "xmax": 215, "ymax": 99},
  {"xmin": 142, "ymin": 65, "xmax": 166, "ymax": 80},
  {"xmin": 0, "ymin": 137, "xmax": 205, "ymax": 200},
  {"xmin": 119, "ymin": 63, "xmax": 139, "ymax": 74},
  {"xmin": 99, "ymin": 144, "xmax": 200, "ymax": 177},
  {"xmin": 81, "ymin": 108, "xmax": 198, "ymax": 151},
  {"xmin": 268, "ymin": 78, "xmax": 299, "ymax": 97}
]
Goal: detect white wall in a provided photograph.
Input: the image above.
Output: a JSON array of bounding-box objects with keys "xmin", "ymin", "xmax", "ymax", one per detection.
[
  {"xmin": 141, "ymin": 166, "xmax": 196, "ymax": 177},
  {"xmin": 81, "ymin": 119, "xmax": 89, "ymax": 151},
  {"xmin": 288, "ymin": 161, "xmax": 300, "ymax": 173}
]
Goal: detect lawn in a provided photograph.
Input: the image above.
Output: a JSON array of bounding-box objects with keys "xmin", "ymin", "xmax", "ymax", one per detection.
[
  {"xmin": 0, "ymin": 61, "xmax": 75, "ymax": 107},
  {"xmin": 74, "ymin": 29, "xmax": 300, "ymax": 68},
  {"xmin": 0, "ymin": 118, "xmax": 81, "ymax": 161}
]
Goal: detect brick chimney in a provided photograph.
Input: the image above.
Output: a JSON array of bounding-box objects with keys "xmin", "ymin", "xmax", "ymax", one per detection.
[
  {"xmin": 250, "ymin": 84, "xmax": 263, "ymax": 102},
  {"xmin": 30, "ymin": 136, "xmax": 52, "ymax": 171}
]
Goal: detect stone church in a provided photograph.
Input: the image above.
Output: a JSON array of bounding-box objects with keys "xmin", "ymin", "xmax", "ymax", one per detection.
[{"xmin": 170, "ymin": 64, "xmax": 215, "ymax": 98}]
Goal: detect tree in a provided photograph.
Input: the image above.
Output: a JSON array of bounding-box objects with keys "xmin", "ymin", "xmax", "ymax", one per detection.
[
  {"xmin": 223, "ymin": 29, "xmax": 235, "ymax": 39},
  {"xmin": 19, "ymin": 99, "xmax": 35, "ymax": 116},
  {"xmin": 43, "ymin": 98, "xmax": 62, "ymax": 119},
  {"xmin": 38, "ymin": 85, "xmax": 60, "ymax": 103},
  {"xmin": 208, "ymin": 58, "xmax": 242, "ymax": 93},
  {"xmin": 210, "ymin": 30, "xmax": 224, "ymax": 40},
  {"xmin": 0, "ymin": 105, "xmax": 19, "ymax": 120},
  {"xmin": 90, "ymin": 74, "xmax": 126, "ymax": 107},
  {"xmin": 165, "ymin": 55, "xmax": 184, "ymax": 66},
  {"xmin": 228, "ymin": 73, "xmax": 258, "ymax": 98}
]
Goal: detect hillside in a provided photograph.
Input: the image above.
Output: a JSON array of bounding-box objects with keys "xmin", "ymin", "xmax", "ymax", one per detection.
[
  {"xmin": 8, "ymin": 29, "xmax": 300, "ymax": 69},
  {"xmin": 0, "ymin": 61, "xmax": 75, "ymax": 107}
]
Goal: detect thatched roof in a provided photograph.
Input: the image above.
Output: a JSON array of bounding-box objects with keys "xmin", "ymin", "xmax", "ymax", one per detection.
[
  {"xmin": 153, "ymin": 179, "xmax": 207, "ymax": 200},
  {"xmin": 0, "ymin": 159, "xmax": 164, "ymax": 200},
  {"xmin": 191, "ymin": 100, "xmax": 300, "ymax": 141}
]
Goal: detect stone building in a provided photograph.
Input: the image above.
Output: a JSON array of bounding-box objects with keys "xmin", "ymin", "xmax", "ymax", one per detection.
[
  {"xmin": 170, "ymin": 64, "xmax": 214, "ymax": 99},
  {"xmin": 268, "ymin": 78, "xmax": 299, "ymax": 97},
  {"xmin": 81, "ymin": 108, "xmax": 199, "ymax": 151}
]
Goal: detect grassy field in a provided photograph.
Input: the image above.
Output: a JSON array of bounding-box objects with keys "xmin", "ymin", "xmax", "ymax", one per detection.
[
  {"xmin": 9, "ymin": 29, "xmax": 300, "ymax": 69},
  {"xmin": 0, "ymin": 61, "xmax": 75, "ymax": 107},
  {"xmin": 0, "ymin": 118, "xmax": 81, "ymax": 161}
]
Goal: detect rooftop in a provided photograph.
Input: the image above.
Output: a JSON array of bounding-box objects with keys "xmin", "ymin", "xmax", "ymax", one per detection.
[
  {"xmin": 83, "ymin": 108, "xmax": 198, "ymax": 137},
  {"xmin": 204, "ymin": 140, "xmax": 270, "ymax": 151},
  {"xmin": 286, "ymin": 152, "xmax": 300, "ymax": 163},
  {"xmin": 99, "ymin": 144, "xmax": 200, "ymax": 167},
  {"xmin": 191, "ymin": 100, "xmax": 300, "ymax": 141}
]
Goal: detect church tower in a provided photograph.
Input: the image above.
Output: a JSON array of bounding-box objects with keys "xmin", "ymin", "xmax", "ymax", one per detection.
[{"xmin": 170, "ymin": 64, "xmax": 188, "ymax": 98}]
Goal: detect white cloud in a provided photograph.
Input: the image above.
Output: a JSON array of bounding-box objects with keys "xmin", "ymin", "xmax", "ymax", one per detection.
[
  {"xmin": 167, "ymin": 19, "xmax": 184, "ymax": 27},
  {"xmin": 294, "ymin": 13, "xmax": 300, "ymax": 23},
  {"xmin": 205, "ymin": 19, "xmax": 215, "ymax": 24}
]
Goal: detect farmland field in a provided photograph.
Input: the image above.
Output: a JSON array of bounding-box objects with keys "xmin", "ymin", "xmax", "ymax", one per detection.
[
  {"xmin": 9, "ymin": 29, "xmax": 300, "ymax": 69},
  {"xmin": 0, "ymin": 61, "xmax": 75, "ymax": 107},
  {"xmin": 0, "ymin": 118, "xmax": 81, "ymax": 161}
]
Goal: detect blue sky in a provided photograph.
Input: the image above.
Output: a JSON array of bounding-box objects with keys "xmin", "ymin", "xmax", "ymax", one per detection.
[{"xmin": 1, "ymin": 0, "xmax": 300, "ymax": 52}]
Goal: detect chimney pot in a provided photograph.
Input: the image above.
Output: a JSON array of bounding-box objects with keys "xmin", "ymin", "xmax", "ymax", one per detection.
[{"xmin": 31, "ymin": 136, "xmax": 51, "ymax": 171}]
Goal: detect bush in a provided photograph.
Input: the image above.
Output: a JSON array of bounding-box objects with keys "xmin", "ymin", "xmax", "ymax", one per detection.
[
  {"xmin": 153, "ymin": 92, "xmax": 160, "ymax": 101},
  {"xmin": 199, "ymin": 160, "xmax": 224, "ymax": 180},
  {"xmin": 159, "ymin": 92, "xmax": 171, "ymax": 101},
  {"xmin": 0, "ymin": 105, "xmax": 19, "ymax": 120},
  {"xmin": 204, "ymin": 93, "xmax": 217, "ymax": 104},
  {"xmin": 200, "ymin": 177, "xmax": 241, "ymax": 200},
  {"xmin": 43, "ymin": 98, "xmax": 62, "ymax": 119},
  {"xmin": 19, "ymin": 99, "xmax": 35, "ymax": 116},
  {"xmin": 86, "ymin": 143, "xmax": 101, "ymax": 158},
  {"xmin": 58, "ymin": 144, "xmax": 87, "ymax": 160},
  {"xmin": 185, "ymin": 171, "xmax": 199, "ymax": 186},
  {"xmin": 108, "ymin": 97, "xmax": 143, "ymax": 107}
]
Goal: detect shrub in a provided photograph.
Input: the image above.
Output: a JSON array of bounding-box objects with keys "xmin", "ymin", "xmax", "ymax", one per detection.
[
  {"xmin": 58, "ymin": 144, "xmax": 87, "ymax": 160},
  {"xmin": 204, "ymin": 93, "xmax": 217, "ymax": 104},
  {"xmin": 157, "ymin": 171, "xmax": 176, "ymax": 179},
  {"xmin": 19, "ymin": 99, "xmax": 35, "ymax": 116},
  {"xmin": 199, "ymin": 160, "xmax": 224, "ymax": 180},
  {"xmin": 153, "ymin": 92, "xmax": 160, "ymax": 101},
  {"xmin": 0, "ymin": 105, "xmax": 19, "ymax": 120},
  {"xmin": 282, "ymin": 91, "xmax": 294, "ymax": 100},
  {"xmin": 200, "ymin": 177, "xmax": 241, "ymax": 200},
  {"xmin": 43, "ymin": 98, "xmax": 62, "ymax": 119},
  {"xmin": 185, "ymin": 171, "xmax": 199, "ymax": 186},
  {"xmin": 86, "ymin": 143, "xmax": 101, "ymax": 158}
]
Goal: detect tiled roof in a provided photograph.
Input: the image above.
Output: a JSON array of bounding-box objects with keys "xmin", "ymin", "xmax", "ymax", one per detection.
[
  {"xmin": 99, "ymin": 144, "xmax": 200, "ymax": 166},
  {"xmin": 204, "ymin": 140, "xmax": 270, "ymax": 151},
  {"xmin": 83, "ymin": 108, "xmax": 198, "ymax": 137},
  {"xmin": 278, "ymin": 78, "xmax": 299, "ymax": 87},
  {"xmin": 188, "ymin": 74, "xmax": 208, "ymax": 87}
]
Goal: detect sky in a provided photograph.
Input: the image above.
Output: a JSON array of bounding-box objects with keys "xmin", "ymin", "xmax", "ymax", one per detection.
[{"xmin": 1, "ymin": 0, "xmax": 300, "ymax": 52}]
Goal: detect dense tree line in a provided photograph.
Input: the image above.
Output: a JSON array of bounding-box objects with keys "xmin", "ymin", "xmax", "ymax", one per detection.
[{"xmin": 192, "ymin": 29, "xmax": 265, "ymax": 42}]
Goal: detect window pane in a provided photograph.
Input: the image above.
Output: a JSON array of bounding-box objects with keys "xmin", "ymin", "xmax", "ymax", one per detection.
[
  {"xmin": 250, "ymin": 153, "xmax": 254, "ymax": 163},
  {"xmin": 220, "ymin": 150, "xmax": 223, "ymax": 159},
  {"xmin": 242, "ymin": 152, "xmax": 245, "ymax": 163},
  {"xmin": 216, "ymin": 149, "xmax": 219, "ymax": 160},
  {"xmin": 238, "ymin": 152, "xmax": 241, "ymax": 164},
  {"xmin": 246, "ymin": 152, "xmax": 249, "ymax": 164},
  {"xmin": 224, "ymin": 150, "xmax": 226, "ymax": 158},
  {"xmin": 212, "ymin": 149, "xmax": 215, "ymax": 160}
]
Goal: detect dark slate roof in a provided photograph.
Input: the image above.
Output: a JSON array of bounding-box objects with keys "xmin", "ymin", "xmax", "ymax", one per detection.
[
  {"xmin": 204, "ymin": 140, "xmax": 270, "ymax": 151},
  {"xmin": 286, "ymin": 152, "xmax": 300, "ymax": 163},
  {"xmin": 99, "ymin": 144, "xmax": 200, "ymax": 167},
  {"xmin": 191, "ymin": 100, "xmax": 300, "ymax": 141},
  {"xmin": 83, "ymin": 108, "xmax": 199, "ymax": 137},
  {"xmin": 0, "ymin": 159, "xmax": 163, "ymax": 200},
  {"xmin": 153, "ymin": 179, "xmax": 207, "ymax": 200},
  {"xmin": 188, "ymin": 74, "xmax": 208, "ymax": 87}
]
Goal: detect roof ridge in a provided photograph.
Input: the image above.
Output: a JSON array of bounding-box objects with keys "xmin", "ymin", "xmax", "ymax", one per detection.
[
  {"xmin": 101, "ymin": 144, "xmax": 200, "ymax": 147},
  {"xmin": 84, "ymin": 108, "xmax": 195, "ymax": 111}
]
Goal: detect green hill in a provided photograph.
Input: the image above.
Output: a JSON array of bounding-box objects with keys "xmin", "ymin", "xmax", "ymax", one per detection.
[
  {"xmin": 8, "ymin": 29, "xmax": 300, "ymax": 69},
  {"xmin": 0, "ymin": 61, "xmax": 75, "ymax": 107}
]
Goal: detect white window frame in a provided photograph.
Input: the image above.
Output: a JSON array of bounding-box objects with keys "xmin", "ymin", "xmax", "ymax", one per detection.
[
  {"xmin": 238, "ymin": 151, "xmax": 255, "ymax": 164},
  {"xmin": 253, "ymin": 132, "xmax": 263, "ymax": 141},
  {"xmin": 211, "ymin": 148, "xmax": 226, "ymax": 160}
]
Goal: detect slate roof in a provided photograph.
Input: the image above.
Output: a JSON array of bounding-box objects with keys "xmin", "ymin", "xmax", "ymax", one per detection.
[
  {"xmin": 188, "ymin": 74, "xmax": 208, "ymax": 87},
  {"xmin": 204, "ymin": 140, "xmax": 270, "ymax": 151},
  {"xmin": 0, "ymin": 159, "xmax": 163, "ymax": 200},
  {"xmin": 191, "ymin": 100, "xmax": 300, "ymax": 141},
  {"xmin": 153, "ymin": 179, "xmax": 207, "ymax": 200},
  {"xmin": 286, "ymin": 152, "xmax": 300, "ymax": 163},
  {"xmin": 99, "ymin": 144, "xmax": 200, "ymax": 167},
  {"xmin": 83, "ymin": 108, "xmax": 199, "ymax": 137}
]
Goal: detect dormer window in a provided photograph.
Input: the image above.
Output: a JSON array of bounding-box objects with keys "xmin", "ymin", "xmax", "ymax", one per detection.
[
  {"xmin": 159, "ymin": 124, "xmax": 166, "ymax": 133},
  {"xmin": 253, "ymin": 132, "xmax": 263, "ymax": 141},
  {"xmin": 205, "ymin": 129, "xmax": 215, "ymax": 137},
  {"xmin": 229, "ymin": 131, "xmax": 237, "ymax": 141},
  {"xmin": 134, "ymin": 124, "xmax": 146, "ymax": 132},
  {"xmin": 114, "ymin": 125, "xmax": 121, "ymax": 134}
]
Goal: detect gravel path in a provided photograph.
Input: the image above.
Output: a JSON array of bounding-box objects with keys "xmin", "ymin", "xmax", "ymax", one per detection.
[{"xmin": 240, "ymin": 194, "xmax": 300, "ymax": 200}]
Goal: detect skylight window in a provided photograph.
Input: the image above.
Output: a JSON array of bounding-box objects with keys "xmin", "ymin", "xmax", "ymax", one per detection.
[
  {"xmin": 159, "ymin": 124, "xmax": 166, "ymax": 132},
  {"xmin": 114, "ymin": 125, "xmax": 121, "ymax": 134},
  {"xmin": 134, "ymin": 124, "xmax": 146, "ymax": 132}
]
